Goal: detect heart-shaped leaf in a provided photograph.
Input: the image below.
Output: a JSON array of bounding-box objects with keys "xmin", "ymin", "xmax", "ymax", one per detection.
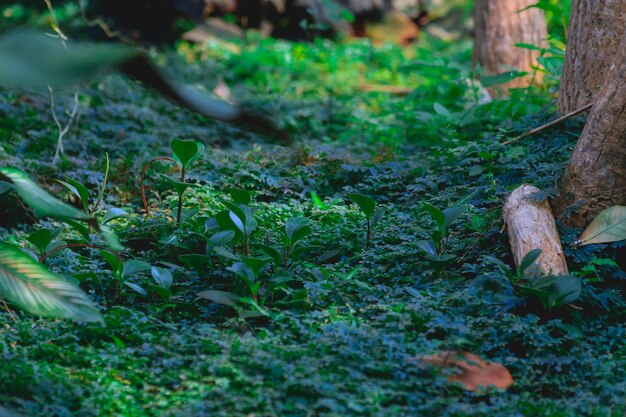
[
  {"xmin": 348, "ymin": 193, "xmax": 376, "ymax": 218},
  {"xmin": 170, "ymin": 139, "xmax": 205, "ymax": 171}
]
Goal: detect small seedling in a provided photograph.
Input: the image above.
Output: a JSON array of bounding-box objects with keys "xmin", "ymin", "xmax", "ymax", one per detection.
[
  {"xmin": 140, "ymin": 139, "xmax": 204, "ymax": 226},
  {"xmin": 416, "ymin": 202, "xmax": 467, "ymax": 267},
  {"xmin": 347, "ymin": 193, "xmax": 383, "ymax": 248}
]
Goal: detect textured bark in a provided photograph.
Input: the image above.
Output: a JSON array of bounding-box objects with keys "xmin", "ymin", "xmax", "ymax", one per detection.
[
  {"xmin": 557, "ymin": 0, "xmax": 626, "ymax": 114},
  {"xmin": 473, "ymin": 0, "xmax": 547, "ymax": 95},
  {"xmin": 555, "ymin": 43, "xmax": 626, "ymax": 227},
  {"xmin": 504, "ymin": 185, "xmax": 568, "ymax": 276}
]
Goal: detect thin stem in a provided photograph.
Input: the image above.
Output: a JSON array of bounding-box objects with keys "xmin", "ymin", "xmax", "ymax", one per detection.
[
  {"xmin": 39, "ymin": 243, "xmax": 123, "ymax": 263},
  {"xmin": 176, "ymin": 168, "xmax": 186, "ymax": 226},
  {"xmin": 365, "ymin": 219, "xmax": 371, "ymax": 249},
  {"xmin": 140, "ymin": 156, "xmax": 179, "ymax": 217},
  {"xmin": 90, "ymin": 152, "xmax": 110, "ymax": 214}
]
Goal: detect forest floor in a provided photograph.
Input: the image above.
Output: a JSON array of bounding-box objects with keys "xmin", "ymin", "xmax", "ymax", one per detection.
[{"xmin": 2, "ymin": 26, "xmax": 626, "ymax": 417}]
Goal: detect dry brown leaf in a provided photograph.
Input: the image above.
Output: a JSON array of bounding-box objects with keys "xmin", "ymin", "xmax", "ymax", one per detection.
[{"xmin": 415, "ymin": 351, "xmax": 514, "ymax": 391}]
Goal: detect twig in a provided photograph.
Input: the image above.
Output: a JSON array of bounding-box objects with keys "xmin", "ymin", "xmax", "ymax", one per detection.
[
  {"xmin": 502, "ymin": 103, "xmax": 593, "ymax": 146},
  {"xmin": 49, "ymin": 87, "xmax": 80, "ymax": 163},
  {"xmin": 76, "ymin": 0, "xmax": 134, "ymax": 44},
  {"xmin": 43, "ymin": 0, "xmax": 68, "ymax": 47}
]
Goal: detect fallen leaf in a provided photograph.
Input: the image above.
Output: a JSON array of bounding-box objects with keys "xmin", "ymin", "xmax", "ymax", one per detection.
[{"xmin": 414, "ymin": 351, "xmax": 514, "ymax": 391}]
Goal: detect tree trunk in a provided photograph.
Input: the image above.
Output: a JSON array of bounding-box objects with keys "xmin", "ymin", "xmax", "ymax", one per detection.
[
  {"xmin": 554, "ymin": 42, "xmax": 626, "ymax": 227},
  {"xmin": 473, "ymin": 0, "xmax": 547, "ymax": 95},
  {"xmin": 557, "ymin": 0, "xmax": 626, "ymax": 114}
]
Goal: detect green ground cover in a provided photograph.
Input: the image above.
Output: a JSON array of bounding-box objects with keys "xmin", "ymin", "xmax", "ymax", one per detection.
[{"xmin": 3, "ymin": 3, "xmax": 626, "ymax": 416}]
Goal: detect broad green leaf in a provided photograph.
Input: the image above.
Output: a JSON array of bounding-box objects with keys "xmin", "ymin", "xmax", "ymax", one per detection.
[
  {"xmin": 228, "ymin": 261, "xmax": 256, "ymax": 286},
  {"xmin": 102, "ymin": 208, "xmax": 129, "ymax": 224},
  {"xmin": 150, "ymin": 285, "xmax": 172, "ymax": 301},
  {"xmin": 422, "ymin": 203, "xmax": 445, "ymax": 229},
  {"xmin": 479, "ymin": 70, "xmax": 522, "ymax": 87},
  {"xmin": 229, "ymin": 188, "xmax": 251, "ymax": 205},
  {"xmin": 151, "ymin": 267, "xmax": 173, "ymax": 289},
  {"xmin": 229, "ymin": 211, "xmax": 246, "ymax": 235},
  {"xmin": 213, "ymin": 246, "xmax": 240, "ymax": 261},
  {"xmin": 578, "ymin": 206, "xmax": 626, "ymax": 245},
  {"xmin": 99, "ymin": 249, "xmax": 122, "ymax": 273},
  {"xmin": 442, "ymin": 205, "xmax": 468, "ymax": 231},
  {"xmin": 519, "ymin": 249, "xmax": 542, "ymax": 275},
  {"xmin": 416, "ymin": 240, "xmax": 437, "ymax": 256},
  {"xmin": 0, "ymin": 242, "xmax": 102, "ymax": 323},
  {"xmin": 124, "ymin": 281, "xmax": 147, "ymax": 296},
  {"xmin": 259, "ymin": 245, "xmax": 283, "ymax": 267},
  {"xmin": 371, "ymin": 207, "xmax": 385, "ymax": 227},
  {"xmin": 433, "ymin": 102, "xmax": 451, "ymax": 117},
  {"xmin": 161, "ymin": 175, "xmax": 199, "ymax": 199},
  {"xmin": 122, "ymin": 260, "xmax": 151, "ymax": 279},
  {"xmin": 197, "ymin": 290, "xmax": 242, "ymax": 307},
  {"xmin": 27, "ymin": 229, "xmax": 54, "ymax": 256},
  {"xmin": 347, "ymin": 193, "xmax": 376, "ymax": 218},
  {"xmin": 0, "ymin": 29, "xmax": 135, "ymax": 88},
  {"xmin": 0, "ymin": 167, "xmax": 96, "ymax": 227},
  {"xmin": 170, "ymin": 139, "xmax": 205, "ymax": 171},
  {"xmin": 100, "ymin": 225, "xmax": 124, "ymax": 251},
  {"xmin": 242, "ymin": 257, "xmax": 272, "ymax": 277},
  {"xmin": 208, "ymin": 230, "xmax": 236, "ymax": 247},
  {"xmin": 57, "ymin": 178, "xmax": 90, "ymax": 212},
  {"xmin": 285, "ymin": 217, "xmax": 311, "ymax": 245}
]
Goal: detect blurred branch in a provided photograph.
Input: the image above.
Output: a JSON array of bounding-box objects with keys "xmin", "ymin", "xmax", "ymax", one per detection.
[{"xmin": 49, "ymin": 87, "xmax": 80, "ymax": 163}]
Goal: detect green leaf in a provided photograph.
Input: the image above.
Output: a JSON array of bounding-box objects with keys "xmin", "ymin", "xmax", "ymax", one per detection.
[
  {"xmin": 0, "ymin": 29, "xmax": 136, "ymax": 88},
  {"xmin": 208, "ymin": 230, "xmax": 236, "ymax": 247},
  {"xmin": 102, "ymin": 208, "xmax": 129, "ymax": 224},
  {"xmin": 213, "ymin": 246, "xmax": 241, "ymax": 261},
  {"xmin": 124, "ymin": 281, "xmax": 147, "ymax": 296},
  {"xmin": 285, "ymin": 217, "xmax": 311, "ymax": 245},
  {"xmin": 528, "ymin": 275, "xmax": 581, "ymax": 309},
  {"xmin": 170, "ymin": 139, "xmax": 205, "ymax": 171},
  {"xmin": 197, "ymin": 290, "xmax": 242, "ymax": 308},
  {"xmin": 161, "ymin": 175, "xmax": 198, "ymax": 199},
  {"xmin": 416, "ymin": 240, "xmax": 437, "ymax": 255},
  {"xmin": 57, "ymin": 178, "xmax": 90, "ymax": 212},
  {"xmin": 310, "ymin": 190, "xmax": 326, "ymax": 209},
  {"xmin": 151, "ymin": 267, "xmax": 173, "ymax": 289},
  {"xmin": 0, "ymin": 242, "xmax": 102, "ymax": 323},
  {"xmin": 228, "ymin": 261, "xmax": 256, "ymax": 286},
  {"xmin": 519, "ymin": 249, "xmax": 542, "ymax": 275},
  {"xmin": 347, "ymin": 193, "xmax": 376, "ymax": 218},
  {"xmin": 422, "ymin": 203, "xmax": 445, "ymax": 229},
  {"xmin": 578, "ymin": 206, "xmax": 626, "ymax": 245},
  {"xmin": 122, "ymin": 260, "xmax": 151, "ymax": 279},
  {"xmin": 100, "ymin": 225, "xmax": 124, "ymax": 251},
  {"xmin": 259, "ymin": 245, "xmax": 283, "ymax": 267},
  {"xmin": 99, "ymin": 249, "xmax": 122, "ymax": 274},
  {"xmin": 150, "ymin": 285, "xmax": 172, "ymax": 301},
  {"xmin": 229, "ymin": 188, "xmax": 251, "ymax": 205},
  {"xmin": 27, "ymin": 229, "xmax": 54, "ymax": 256},
  {"xmin": 0, "ymin": 167, "xmax": 96, "ymax": 227},
  {"xmin": 442, "ymin": 204, "xmax": 468, "ymax": 231},
  {"xmin": 479, "ymin": 70, "xmax": 522, "ymax": 87}
]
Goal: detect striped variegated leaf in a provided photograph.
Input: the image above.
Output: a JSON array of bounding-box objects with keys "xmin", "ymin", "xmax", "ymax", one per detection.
[
  {"xmin": 0, "ymin": 167, "xmax": 96, "ymax": 227},
  {"xmin": 0, "ymin": 243, "xmax": 103, "ymax": 323}
]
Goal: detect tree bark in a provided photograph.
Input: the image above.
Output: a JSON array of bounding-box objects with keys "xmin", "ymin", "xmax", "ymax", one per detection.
[
  {"xmin": 504, "ymin": 185, "xmax": 569, "ymax": 276},
  {"xmin": 557, "ymin": 0, "xmax": 626, "ymax": 114},
  {"xmin": 473, "ymin": 0, "xmax": 547, "ymax": 95},
  {"xmin": 555, "ymin": 42, "xmax": 626, "ymax": 227}
]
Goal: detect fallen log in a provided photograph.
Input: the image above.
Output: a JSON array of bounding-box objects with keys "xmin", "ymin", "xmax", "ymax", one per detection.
[{"xmin": 503, "ymin": 184, "xmax": 568, "ymax": 276}]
